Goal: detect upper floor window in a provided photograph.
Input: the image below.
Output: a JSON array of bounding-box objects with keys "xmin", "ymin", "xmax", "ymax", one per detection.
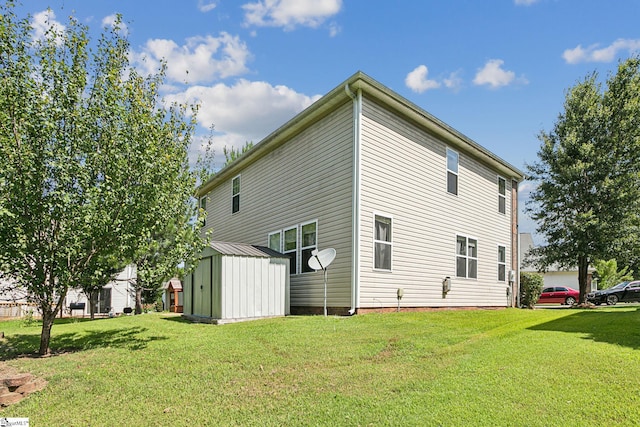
[
  {"xmin": 300, "ymin": 221, "xmax": 317, "ymax": 273},
  {"xmin": 232, "ymin": 175, "xmax": 240, "ymax": 214},
  {"xmin": 374, "ymin": 214, "xmax": 392, "ymax": 271},
  {"xmin": 498, "ymin": 245, "xmax": 506, "ymax": 282},
  {"xmin": 456, "ymin": 235, "xmax": 477, "ymax": 279},
  {"xmin": 199, "ymin": 196, "xmax": 207, "ymax": 226},
  {"xmin": 498, "ymin": 177, "xmax": 506, "ymax": 214},
  {"xmin": 447, "ymin": 148, "xmax": 458, "ymax": 195}
]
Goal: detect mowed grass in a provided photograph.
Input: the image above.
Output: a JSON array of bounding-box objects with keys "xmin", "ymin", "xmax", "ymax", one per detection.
[{"xmin": 1, "ymin": 306, "xmax": 639, "ymax": 426}]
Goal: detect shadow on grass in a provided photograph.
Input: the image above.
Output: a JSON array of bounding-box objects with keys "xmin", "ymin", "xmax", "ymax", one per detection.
[
  {"xmin": 0, "ymin": 326, "xmax": 167, "ymax": 360},
  {"xmin": 160, "ymin": 316, "xmax": 191, "ymax": 324},
  {"xmin": 528, "ymin": 307, "xmax": 640, "ymax": 349}
]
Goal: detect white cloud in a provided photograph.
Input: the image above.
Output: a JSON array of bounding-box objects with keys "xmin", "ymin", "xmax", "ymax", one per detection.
[
  {"xmin": 443, "ymin": 70, "xmax": 463, "ymax": 92},
  {"xmin": 165, "ymin": 79, "xmax": 320, "ymax": 140},
  {"xmin": 405, "ymin": 65, "xmax": 441, "ymax": 93},
  {"xmin": 31, "ymin": 9, "xmax": 65, "ymax": 42},
  {"xmin": 169, "ymin": 80, "xmax": 320, "ymax": 169},
  {"xmin": 473, "ymin": 59, "xmax": 528, "ymax": 89},
  {"xmin": 514, "ymin": 0, "xmax": 539, "ymax": 6},
  {"xmin": 242, "ymin": 0, "xmax": 343, "ymax": 30},
  {"xmin": 102, "ymin": 14, "xmax": 128, "ymax": 36},
  {"xmin": 130, "ymin": 32, "xmax": 251, "ymax": 84},
  {"xmin": 198, "ymin": 1, "xmax": 217, "ymax": 12},
  {"xmin": 563, "ymin": 39, "xmax": 640, "ymax": 64}
]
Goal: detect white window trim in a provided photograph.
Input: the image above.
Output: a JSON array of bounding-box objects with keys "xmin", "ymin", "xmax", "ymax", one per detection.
[
  {"xmin": 455, "ymin": 234, "xmax": 478, "ymax": 279},
  {"xmin": 498, "ymin": 176, "xmax": 506, "ymax": 215},
  {"xmin": 497, "ymin": 244, "xmax": 507, "ymax": 282},
  {"xmin": 446, "ymin": 147, "xmax": 459, "ymax": 196},
  {"xmin": 283, "ymin": 224, "xmax": 299, "ymax": 274},
  {"xmin": 231, "ymin": 174, "xmax": 241, "ymax": 214},
  {"xmin": 373, "ymin": 212, "xmax": 393, "ymax": 272},
  {"xmin": 199, "ymin": 196, "xmax": 207, "ymax": 227},
  {"xmin": 267, "ymin": 230, "xmax": 283, "ymax": 252},
  {"xmin": 300, "ymin": 219, "xmax": 318, "ymax": 274}
]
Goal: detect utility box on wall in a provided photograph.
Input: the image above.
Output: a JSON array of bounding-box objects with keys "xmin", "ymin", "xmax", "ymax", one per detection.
[{"xmin": 183, "ymin": 241, "xmax": 290, "ymax": 324}]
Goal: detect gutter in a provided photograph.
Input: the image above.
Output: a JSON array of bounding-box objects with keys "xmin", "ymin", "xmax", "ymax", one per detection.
[{"xmin": 345, "ymin": 84, "xmax": 361, "ymax": 315}]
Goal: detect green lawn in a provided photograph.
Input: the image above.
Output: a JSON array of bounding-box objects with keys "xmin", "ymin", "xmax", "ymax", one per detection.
[{"xmin": 1, "ymin": 306, "xmax": 639, "ymax": 426}]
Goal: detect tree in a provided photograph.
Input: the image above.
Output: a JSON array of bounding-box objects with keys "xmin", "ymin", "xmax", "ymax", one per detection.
[
  {"xmin": 77, "ymin": 251, "xmax": 124, "ymax": 320},
  {"xmin": 520, "ymin": 272, "xmax": 543, "ymax": 309},
  {"xmin": 593, "ymin": 259, "xmax": 633, "ymax": 290},
  {"xmin": 0, "ymin": 3, "xmax": 207, "ymax": 354},
  {"xmin": 526, "ymin": 57, "xmax": 640, "ymax": 304},
  {"xmin": 223, "ymin": 141, "xmax": 254, "ymax": 166},
  {"xmin": 131, "ymin": 210, "xmax": 204, "ymax": 315}
]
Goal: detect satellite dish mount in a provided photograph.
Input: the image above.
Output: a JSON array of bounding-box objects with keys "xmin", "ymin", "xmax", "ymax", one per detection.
[{"xmin": 308, "ymin": 248, "xmax": 336, "ymax": 316}]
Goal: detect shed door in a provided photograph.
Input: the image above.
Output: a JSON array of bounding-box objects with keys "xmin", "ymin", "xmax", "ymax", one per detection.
[{"xmin": 195, "ymin": 256, "xmax": 212, "ymax": 317}]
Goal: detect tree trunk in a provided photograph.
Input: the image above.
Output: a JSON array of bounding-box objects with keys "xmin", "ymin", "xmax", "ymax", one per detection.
[
  {"xmin": 135, "ymin": 287, "xmax": 143, "ymax": 315},
  {"xmin": 578, "ymin": 255, "xmax": 589, "ymax": 304},
  {"xmin": 89, "ymin": 290, "xmax": 98, "ymax": 320},
  {"xmin": 39, "ymin": 308, "xmax": 56, "ymax": 355}
]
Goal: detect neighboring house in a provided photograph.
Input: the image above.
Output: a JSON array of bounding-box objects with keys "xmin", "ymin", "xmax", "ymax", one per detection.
[
  {"xmin": 195, "ymin": 71, "xmax": 524, "ymax": 315},
  {"xmin": 64, "ymin": 264, "xmax": 137, "ymax": 316},
  {"xmin": 0, "ymin": 265, "xmax": 137, "ymax": 317},
  {"xmin": 519, "ymin": 233, "xmax": 595, "ymax": 291}
]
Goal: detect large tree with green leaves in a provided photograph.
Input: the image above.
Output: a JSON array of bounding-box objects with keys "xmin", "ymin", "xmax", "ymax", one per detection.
[
  {"xmin": 0, "ymin": 2, "xmax": 207, "ymax": 354},
  {"xmin": 526, "ymin": 56, "xmax": 640, "ymax": 304}
]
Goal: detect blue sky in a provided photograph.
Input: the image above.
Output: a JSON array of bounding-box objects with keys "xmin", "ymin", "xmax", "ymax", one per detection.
[{"xmin": 14, "ymin": 0, "xmax": 640, "ymax": 239}]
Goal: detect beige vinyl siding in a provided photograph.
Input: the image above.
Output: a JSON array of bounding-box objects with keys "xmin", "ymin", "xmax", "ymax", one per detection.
[
  {"xmin": 203, "ymin": 102, "xmax": 354, "ymax": 308},
  {"xmin": 359, "ymin": 97, "xmax": 513, "ymax": 308}
]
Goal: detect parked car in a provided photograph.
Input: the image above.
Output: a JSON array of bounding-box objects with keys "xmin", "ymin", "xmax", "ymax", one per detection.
[
  {"xmin": 538, "ymin": 286, "xmax": 580, "ymax": 305},
  {"xmin": 587, "ymin": 281, "xmax": 640, "ymax": 305}
]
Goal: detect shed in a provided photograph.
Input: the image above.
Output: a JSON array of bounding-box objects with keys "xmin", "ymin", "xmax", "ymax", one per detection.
[
  {"xmin": 183, "ymin": 241, "xmax": 290, "ymax": 324},
  {"xmin": 164, "ymin": 277, "xmax": 183, "ymax": 313}
]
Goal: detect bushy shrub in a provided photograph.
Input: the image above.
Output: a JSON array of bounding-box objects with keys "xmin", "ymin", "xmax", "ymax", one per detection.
[{"xmin": 520, "ymin": 272, "xmax": 544, "ymax": 308}]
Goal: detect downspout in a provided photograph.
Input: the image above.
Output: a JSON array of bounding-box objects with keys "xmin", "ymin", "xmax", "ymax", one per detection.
[{"xmin": 345, "ymin": 84, "xmax": 362, "ymax": 315}]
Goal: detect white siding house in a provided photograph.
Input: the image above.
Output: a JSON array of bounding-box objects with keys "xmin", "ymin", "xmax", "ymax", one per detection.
[
  {"xmin": 519, "ymin": 233, "xmax": 595, "ymax": 292},
  {"xmin": 197, "ymin": 71, "xmax": 524, "ymax": 314},
  {"xmin": 1, "ymin": 265, "xmax": 136, "ymax": 317}
]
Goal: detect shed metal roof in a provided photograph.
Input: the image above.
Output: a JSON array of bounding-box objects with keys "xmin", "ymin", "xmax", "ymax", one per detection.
[{"xmin": 209, "ymin": 241, "xmax": 286, "ymax": 258}]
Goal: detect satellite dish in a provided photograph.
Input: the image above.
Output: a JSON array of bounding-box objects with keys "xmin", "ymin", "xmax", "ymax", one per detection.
[
  {"xmin": 308, "ymin": 248, "xmax": 336, "ymax": 271},
  {"xmin": 307, "ymin": 248, "xmax": 337, "ymax": 317}
]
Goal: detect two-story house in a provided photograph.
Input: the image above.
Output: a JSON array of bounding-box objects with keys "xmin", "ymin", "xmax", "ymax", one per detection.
[{"xmin": 187, "ymin": 71, "xmax": 523, "ymax": 316}]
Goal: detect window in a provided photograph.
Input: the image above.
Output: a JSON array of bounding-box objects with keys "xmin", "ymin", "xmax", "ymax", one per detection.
[
  {"xmin": 447, "ymin": 148, "xmax": 458, "ymax": 195},
  {"xmin": 199, "ymin": 196, "xmax": 207, "ymax": 226},
  {"xmin": 498, "ymin": 177, "xmax": 506, "ymax": 214},
  {"xmin": 232, "ymin": 175, "xmax": 240, "ymax": 214},
  {"xmin": 268, "ymin": 220, "xmax": 318, "ymax": 275},
  {"xmin": 300, "ymin": 221, "xmax": 317, "ymax": 273},
  {"xmin": 498, "ymin": 245, "xmax": 506, "ymax": 282},
  {"xmin": 283, "ymin": 227, "xmax": 298, "ymax": 274},
  {"xmin": 268, "ymin": 231, "xmax": 282, "ymax": 252},
  {"xmin": 374, "ymin": 215, "xmax": 392, "ymax": 270},
  {"xmin": 456, "ymin": 235, "xmax": 477, "ymax": 279}
]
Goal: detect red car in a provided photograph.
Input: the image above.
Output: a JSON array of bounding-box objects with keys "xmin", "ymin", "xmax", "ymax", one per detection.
[{"xmin": 538, "ymin": 286, "xmax": 579, "ymax": 305}]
